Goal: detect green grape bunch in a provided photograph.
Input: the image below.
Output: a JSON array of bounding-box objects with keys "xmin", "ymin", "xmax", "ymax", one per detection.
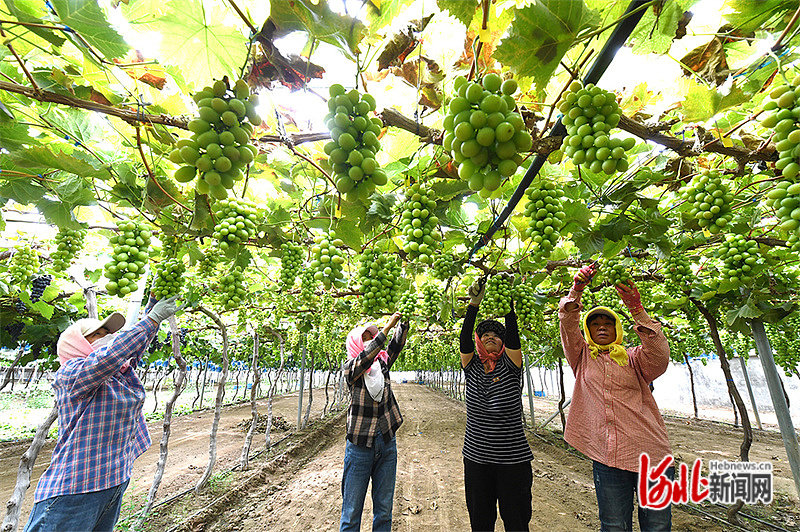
[
  {"xmin": 323, "ymin": 84, "xmax": 387, "ymax": 202},
  {"xmin": 432, "ymin": 252, "xmax": 459, "ymax": 280},
  {"xmin": 152, "ymin": 258, "xmax": 186, "ymax": 299},
  {"xmin": 604, "ymin": 256, "xmax": 632, "ymax": 286},
  {"xmin": 104, "ymin": 220, "xmax": 152, "ymax": 297},
  {"xmin": 169, "ymin": 78, "xmax": 260, "ymax": 200},
  {"xmin": 482, "ymin": 274, "xmax": 512, "ymax": 318},
  {"xmin": 680, "ymin": 170, "xmax": 735, "ymax": 234},
  {"xmin": 420, "ymin": 282, "xmax": 442, "ymax": 320},
  {"xmin": 197, "ymin": 248, "xmax": 218, "ymax": 277},
  {"xmin": 769, "ymin": 315, "xmax": 800, "ymax": 377},
  {"xmin": 280, "ymin": 242, "xmax": 304, "ymax": 290},
  {"xmin": 759, "ymin": 76, "xmax": 800, "ymax": 180},
  {"xmin": 513, "ymin": 282, "xmax": 541, "ymax": 329},
  {"xmin": 9, "ymin": 246, "xmax": 40, "ymax": 284},
  {"xmin": 766, "ymin": 180, "xmax": 800, "ymax": 241},
  {"xmin": 442, "ymin": 73, "xmax": 533, "ymax": 198},
  {"xmin": 356, "ymin": 249, "xmax": 402, "ymax": 316},
  {"xmin": 663, "ymin": 254, "xmax": 693, "ymax": 294},
  {"xmin": 523, "ymin": 179, "xmax": 566, "ymax": 263},
  {"xmin": 559, "ymin": 81, "xmax": 634, "ymax": 175},
  {"xmin": 161, "ymin": 233, "xmax": 181, "ymax": 259},
  {"xmin": 591, "ymin": 285, "xmax": 620, "ymax": 311},
  {"xmin": 396, "ymin": 291, "xmax": 417, "ymax": 318},
  {"xmin": 715, "ymin": 234, "xmax": 761, "ymax": 289},
  {"xmin": 310, "ymin": 232, "xmax": 347, "ymax": 289},
  {"xmin": 299, "ymin": 268, "xmax": 316, "ymax": 305},
  {"xmin": 399, "ymin": 183, "xmax": 442, "ymax": 264},
  {"xmin": 212, "ymin": 198, "xmax": 259, "ymax": 253},
  {"xmin": 219, "ymin": 265, "xmax": 246, "ymax": 309},
  {"xmin": 52, "ymin": 227, "xmax": 87, "ymax": 272}
]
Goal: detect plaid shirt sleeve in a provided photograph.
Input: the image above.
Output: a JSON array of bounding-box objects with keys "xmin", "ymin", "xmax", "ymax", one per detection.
[
  {"xmin": 386, "ymin": 322, "xmax": 408, "ymax": 369},
  {"xmin": 58, "ymin": 317, "xmax": 158, "ymax": 397}
]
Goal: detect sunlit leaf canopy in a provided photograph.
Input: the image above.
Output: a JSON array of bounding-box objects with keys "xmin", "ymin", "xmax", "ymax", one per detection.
[{"xmin": 2, "ymin": 0, "xmax": 800, "ymax": 366}]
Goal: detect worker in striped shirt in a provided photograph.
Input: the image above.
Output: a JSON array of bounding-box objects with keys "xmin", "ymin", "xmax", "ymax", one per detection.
[
  {"xmin": 559, "ymin": 263, "xmax": 672, "ymax": 531},
  {"xmin": 24, "ymin": 296, "xmax": 179, "ymax": 532}
]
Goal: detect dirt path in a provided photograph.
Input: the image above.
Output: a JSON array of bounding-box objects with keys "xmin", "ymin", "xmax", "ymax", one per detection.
[
  {"xmin": 175, "ymin": 384, "xmax": 800, "ymax": 532},
  {"xmin": 4, "ymin": 384, "xmax": 799, "ymax": 531},
  {"xmin": 0, "ymin": 389, "xmax": 328, "ymax": 526}
]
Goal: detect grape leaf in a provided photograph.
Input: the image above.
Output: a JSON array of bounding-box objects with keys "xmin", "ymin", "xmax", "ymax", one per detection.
[
  {"xmin": 437, "ymin": 0, "xmax": 477, "ymax": 27},
  {"xmin": 36, "ymin": 198, "xmax": 80, "ymax": 228},
  {"xmin": 0, "ymin": 122, "xmax": 38, "ymax": 150},
  {"xmin": 681, "ymin": 81, "xmax": 750, "ymax": 122},
  {"xmin": 494, "ymin": 0, "xmax": 599, "ymax": 90},
  {"xmin": 50, "ymin": 0, "xmax": 129, "ymax": 59},
  {"xmin": 1, "ymin": 0, "xmax": 66, "ymax": 47},
  {"xmin": 55, "ymin": 174, "xmax": 96, "ymax": 206},
  {"xmin": 724, "ymin": 0, "xmax": 797, "ymax": 32},
  {"xmin": 138, "ymin": 0, "xmax": 248, "ymax": 88},
  {"xmin": 7, "ymin": 146, "xmax": 108, "ymax": 180},
  {"xmin": 367, "ymin": 0, "xmax": 415, "ymax": 32},
  {"xmin": 267, "ymin": 0, "xmax": 365, "ymax": 62},
  {"xmin": 628, "ymin": 0, "xmax": 699, "ymax": 55}
]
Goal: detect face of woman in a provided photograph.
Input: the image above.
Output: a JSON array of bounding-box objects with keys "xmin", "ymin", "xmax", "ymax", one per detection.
[
  {"xmin": 85, "ymin": 327, "xmax": 110, "ymax": 344},
  {"xmin": 588, "ymin": 315, "xmax": 616, "ymax": 345},
  {"xmin": 361, "ymin": 330, "xmax": 374, "ymax": 342},
  {"xmin": 480, "ymin": 330, "xmax": 503, "ymax": 353}
]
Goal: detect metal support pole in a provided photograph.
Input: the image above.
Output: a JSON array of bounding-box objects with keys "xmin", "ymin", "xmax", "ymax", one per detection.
[
  {"xmin": 739, "ymin": 356, "xmax": 762, "ymax": 430},
  {"xmin": 524, "ymin": 353, "xmax": 536, "ymax": 426},
  {"xmin": 297, "ymin": 335, "xmax": 307, "ymax": 430},
  {"xmin": 750, "ymin": 319, "xmax": 800, "ymax": 499},
  {"xmin": 541, "ymin": 398, "xmax": 571, "ymax": 429}
]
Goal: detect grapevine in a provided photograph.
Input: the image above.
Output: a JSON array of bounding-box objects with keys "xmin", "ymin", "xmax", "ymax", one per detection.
[
  {"xmin": 523, "ymin": 179, "xmax": 566, "ymax": 263},
  {"xmin": 323, "ymin": 84, "xmax": 387, "ymax": 202},
  {"xmin": 482, "ymin": 274, "xmax": 512, "ymax": 318},
  {"xmin": 442, "ymin": 73, "xmax": 532, "ymax": 197},
  {"xmin": 104, "ymin": 220, "xmax": 152, "ymax": 297},
  {"xmin": 51, "ymin": 227, "xmax": 86, "ymax": 272},
  {"xmin": 399, "ymin": 183, "xmax": 441, "ymax": 264},
  {"xmin": 559, "ymin": 81, "xmax": 633, "ymax": 175},
  {"xmin": 9, "ymin": 246, "xmax": 39, "ymax": 284},
  {"xmin": 169, "ymin": 78, "xmax": 260, "ymax": 199},
  {"xmin": 680, "ymin": 170, "xmax": 735, "ymax": 234}
]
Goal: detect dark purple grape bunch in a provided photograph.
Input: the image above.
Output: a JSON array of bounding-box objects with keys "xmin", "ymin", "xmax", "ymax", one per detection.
[{"xmin": 30, "ymin": 275, "xmax": 53, "ymax": 303}]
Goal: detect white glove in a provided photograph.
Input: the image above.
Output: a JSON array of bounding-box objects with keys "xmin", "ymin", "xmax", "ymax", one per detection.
[{"xmin": 147, "ymin": 295, "xmax": 180, "ymax": 324}]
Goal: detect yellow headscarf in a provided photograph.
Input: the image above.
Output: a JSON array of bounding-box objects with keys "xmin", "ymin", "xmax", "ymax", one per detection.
[{"xmin": 582, "ymin": 306, "xmax": 628, "ymax": 366}]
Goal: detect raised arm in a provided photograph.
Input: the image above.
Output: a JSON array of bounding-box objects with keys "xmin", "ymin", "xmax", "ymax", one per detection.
[
  {"xmin": 345, "ymin": 313, "xmax": 402, "ymax": 383},
  {"xmin": 559, "ymin": 263, "xmax": 598, "ymax": 371},
  {"xmin": 460, "ymin": 278, "xmax": 484, "ymax": 367},
  {"xmin": 616, "ymin": 282, "xmax": 669, "ymax": 383},
  {"xmin": 386, "ymin": 320, "xmax": 410, "ymax": 369}
]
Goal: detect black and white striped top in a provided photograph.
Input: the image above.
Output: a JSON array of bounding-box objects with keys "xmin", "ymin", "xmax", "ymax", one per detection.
[{"xmin": 462, "ymin": 352, "xmax": 533, "ymax": 465}]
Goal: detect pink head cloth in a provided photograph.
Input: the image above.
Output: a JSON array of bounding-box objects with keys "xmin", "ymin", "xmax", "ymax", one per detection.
[
  {"xmin": 56, "ymin": 319, "xmax": 130, "ymax": 372},
  {"xmin": 346, "ymin": 323, "xmax": 388, "ymax": 364}
]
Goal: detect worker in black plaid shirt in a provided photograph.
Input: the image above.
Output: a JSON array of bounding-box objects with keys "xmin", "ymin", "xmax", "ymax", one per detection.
[{"xmin": 340, "ymin": 312, "xmax": 409, "ymax": 531}]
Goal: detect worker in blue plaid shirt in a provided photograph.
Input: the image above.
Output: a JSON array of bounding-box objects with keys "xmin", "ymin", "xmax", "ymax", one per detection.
[{"xmin": 24, "ymin": 295, "xmax": 179, "ymax": 532}]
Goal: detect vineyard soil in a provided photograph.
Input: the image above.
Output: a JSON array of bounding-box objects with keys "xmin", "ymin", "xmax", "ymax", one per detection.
[{"xmin": 110, "ymin": 384, "xmax": 800, "ymax": 531}]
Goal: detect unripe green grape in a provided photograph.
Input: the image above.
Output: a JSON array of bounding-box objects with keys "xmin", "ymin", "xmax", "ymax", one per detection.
[
  {"xmin": 680, "ymin": 170, "xmax": 735, "ymax": 233},
  {"xmin": 663, "ymin": 254, "xmax": 693, "ymax": 295},
  {"xmin": 398, "ymin": 183, "xmax": 441, "ymax": 264},
  {"xmin": 52, "ymin": 227, "xmax": 87, "ymax": 272},
  {"xmin": 603, "ymin": 256, "xmax": 632, "ymax": 286},
  {"xmin": 513, "ymin": 282, "xmax": 541, "ymax": 330},
  {"xmin": 482, "ymin": 274, "xmax": 513, "ymax": 318},
  {"xmin": 420, "ymin": 282, "xmax": 442, "ymax": 320},
  {"xmin": 356, "ymin": 249, "xmax": 402, "ymax": 316},
  {"xmin": 396, "ymin": 291, "xmax": 417, "ymax": 318},
  {"xmin": 152, "ymin": 258, "xmax": 185, "ymax": 299},
  {"xmin": 9, "ymin": 245, "xmax": 39, "ymax": 284},
  {"xmin": 714, "ymin": 234, "xmax": 762, "ymax": 290},
  {"xmin": 280, "ymin": 242, "xmax": 304, "ymax": 290},
  {"xmin": 218, "ymin": 266, "xmax": 246, "ymax": 309},
  {"xmin": 212, "ymin": 198, "xmax": 259, "ymax": 254},
  {"xmin": 523, "ymin": 179, "xmax": 566, "ymax": 264},
  {"xmin": 310, "ymin": 231, "xmax": 347, "ymax": 289},
  {"xmin": 432, "ymin": 253, "xmax": 458, "ymax": 280},
  {"xmin": 103, "ymin": 220, "xmax": 152, "ymax": 297}
]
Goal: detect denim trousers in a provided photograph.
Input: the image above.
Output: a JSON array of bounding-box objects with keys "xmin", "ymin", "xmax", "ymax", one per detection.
[
  {"xmin": 23, "ymin": 479, "xmax": 130, "ymax": 532},
  {"xmin": 592, "ymin": 461, "xmax": 674, "ymax": 532},
  {"xmin": 340, "ymin": 436, "xmax": 397, "ymax": 532}
]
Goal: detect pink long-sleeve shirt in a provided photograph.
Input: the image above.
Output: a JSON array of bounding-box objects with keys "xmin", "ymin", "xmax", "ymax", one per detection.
[{"xmin": 559, "ymin": 289, "xmax": 671, "ymax": 473}]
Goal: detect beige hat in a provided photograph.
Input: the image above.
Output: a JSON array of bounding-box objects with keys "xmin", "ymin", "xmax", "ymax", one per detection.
[{"xmin": 77, "ymin": 312, "xmax": 126, "ymax": 338}]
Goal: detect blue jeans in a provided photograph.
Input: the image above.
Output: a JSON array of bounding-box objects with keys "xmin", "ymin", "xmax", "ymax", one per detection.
[
  {"xmin": 24, "ymin": 480, "xmax": 130, "ymax": 532},
  {"xmin": 340, "ymin": 436, "xmax": 397, "ymax": 532},
  {"xmin": 593, "ymin": 461, "xmax": 674, "ymax": 531}
]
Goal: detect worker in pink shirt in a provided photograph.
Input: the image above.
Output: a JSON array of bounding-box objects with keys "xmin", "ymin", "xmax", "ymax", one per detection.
[{"xmin": 558, "ymin": 263, "xmax": 672, "ymax": 531}]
